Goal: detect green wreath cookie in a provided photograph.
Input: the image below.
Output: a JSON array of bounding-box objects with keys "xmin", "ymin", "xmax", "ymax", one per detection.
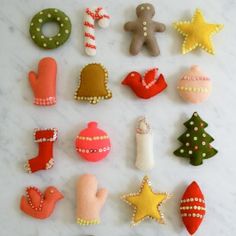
[{"xmin": 29, "ymin": 8, "xmax": 72, "ymax": 49}]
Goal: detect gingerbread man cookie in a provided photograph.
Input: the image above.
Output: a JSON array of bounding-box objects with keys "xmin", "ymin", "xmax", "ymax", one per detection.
[{"xmin": 124, "ymin": 3, "xmax": 166, "ymax": 56}]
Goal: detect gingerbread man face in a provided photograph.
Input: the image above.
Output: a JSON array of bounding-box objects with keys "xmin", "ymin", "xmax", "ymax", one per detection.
[
  {"xmin": 136, "ymin": 3, "xmax": 155, "ymax": 18},
  {"xmin": 124, "ymin": 3, "xmax": 165, "ymax": 56}
]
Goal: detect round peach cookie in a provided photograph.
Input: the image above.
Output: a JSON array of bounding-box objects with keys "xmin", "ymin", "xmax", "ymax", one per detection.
[{"xmin": 177, "ymin": 65, "xmax": 212, "ymax": 104}]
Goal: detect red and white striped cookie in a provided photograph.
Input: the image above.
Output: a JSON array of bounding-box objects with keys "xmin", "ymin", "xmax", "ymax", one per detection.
[
  {"xmin": 84, "ymin": 7, "xmax": 110, "ymax": 56},
  {"xmin": 180, "ymin": 181, "xmax": 206, "ymax": 235}
]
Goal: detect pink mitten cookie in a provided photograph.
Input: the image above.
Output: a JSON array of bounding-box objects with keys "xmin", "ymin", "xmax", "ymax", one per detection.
[
  {"xmin": 76, "ymin": 174, "xmax": 108, "ymax": 225},
  {"xmin": 20, "ymin": 186, "xmax": 63, "ymax": 219},
  {"xmin": 177, "ymin": 65, "xmax": 212, "ymax": 104},
  {"xmin": 75, "ymin": 122, "xmax": 111, "ymax": 162},
  {"xmin": 28, "ymin": 57, "xmax": 57, "ymax": 105}
]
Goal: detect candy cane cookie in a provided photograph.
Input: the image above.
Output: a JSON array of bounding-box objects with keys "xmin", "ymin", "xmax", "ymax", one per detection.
[{"xmin": 84, "ymin": 7, "xmax": 110, "ymax": 56}]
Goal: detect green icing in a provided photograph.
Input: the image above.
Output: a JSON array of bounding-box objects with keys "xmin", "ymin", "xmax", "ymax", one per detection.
[
  {"xmin": 174, "ymin": 112, "xmax": 218, "ymax": 166},
  {"xmin": 29, "ymin": 8, "xmax": 71, "ymax": 49}
]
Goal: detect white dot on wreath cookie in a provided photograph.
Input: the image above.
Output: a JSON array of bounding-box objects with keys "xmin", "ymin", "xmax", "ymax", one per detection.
[
  {"xmin": 202, "ymin": 133, "xmax": 206, "ymax": 137},
  {"xmin": 188, "ymin": 150, "xmax": 193, "ymax": 154},
  {"xmin": 202, "ymin": 141, "xmax": 206, "ymax": 145},
  {"xmin": 202, "ymin": 153, "xmax": 206, "ymax": 157},
  {"xmin": 194, "ymin": 127, "xmax": 198, "ymax": 131},
  {"xmin": 180, "ymin": 149, "xmax": 185, "ymax": 153},
  {"xmin": 186, "ymin": 133, "xmax": 190, "ymax": 137},
  {"xmin": 190, "ymin": 121, "xmax": 194, "ymax": 125},
  {"xmin": 193, "ymin": 137, "xmax": 198, "ymax": 141},
  {"xmin": 65, "ymin": 29, "xmax": 69, "ymax": 34},
  {"xmin": 185, "ymin": 142, "xmax": 190, "ymax": 146}
]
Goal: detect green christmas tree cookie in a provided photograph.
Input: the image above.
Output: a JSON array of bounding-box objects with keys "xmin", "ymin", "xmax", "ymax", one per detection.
[{"xmin": 174, "ymin": 112, "xmax": 217, "ymax": 166}]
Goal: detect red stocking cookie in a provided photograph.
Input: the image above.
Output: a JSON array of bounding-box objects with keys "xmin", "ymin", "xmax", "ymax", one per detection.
[
  {"xmin": 180, "ymin": 181, "xmax": 206, "ymax": 235},
  {"xmin": 76, "ymin": 174, "xmax": 108, "ymax": 225},
  {"xmin": 75, "ymin": 122, "xmax": 111, "ymax": 162},
  {"xmin": 24, "ymin": 128, "xmax": 58, "ymax": 173},
  {"xmin": 122, "ymin": 68, "xmax": 167, "ymax": 99},
  {"xmin": 20, "ymin": 186, "xmax": 63, "ymax": 219},
  {"xmin": 28, "ymin": 57, "xmax": 57, "ymax": 105}
]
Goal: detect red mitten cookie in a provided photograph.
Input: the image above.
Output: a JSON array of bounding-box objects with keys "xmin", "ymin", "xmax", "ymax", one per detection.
[
  {"xmin": 122, "ymin": 68, "xmax": 167, "ymax": 99},
  {"xmin": 75, "ymin": 122, "xmax": 111, "ymax": 162},
  {"xmin": 180, "ymin": 181, "xmax": 206, "ymax": 235},
  {"xmin": 20, "ymin": 186, "xmax": 63, "ymax": 219},
  {"xmin": 24, "ymin": 128, "xmax": 58, "ymax": 173},
  {"xmin": 28, "ymin": 57, "xmax": 57, "ymax": 105}
]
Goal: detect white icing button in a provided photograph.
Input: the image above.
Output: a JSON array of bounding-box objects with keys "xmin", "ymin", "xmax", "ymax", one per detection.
[
  {"xmin": 144, "ymin": 32, "xmax": 147, "ymax": 37},
  {"xmin": 143, "ymin": 27, "xmax": 147, "ymax": 31},
  {"xmin": 143, "ymin": 21, "xmax": 147, "ymax": 25}
]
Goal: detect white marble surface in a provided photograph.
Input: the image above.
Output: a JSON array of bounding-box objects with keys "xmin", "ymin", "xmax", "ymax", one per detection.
[{"xmin": 0, "ymin": 0, "xmax": 236, "ymax": 235}]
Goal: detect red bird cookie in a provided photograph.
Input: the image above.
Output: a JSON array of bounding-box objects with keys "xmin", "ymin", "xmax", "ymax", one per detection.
[
  {"xmin": 180, "ymin": 181, "xmax": 206, "ymax": 235},
  {"xmin": 20, "ymin": 186, "xmax": 63, "ymax": 219},
  {"xmin": 122, "ymin": 68, "xmax": 167, "ymax": 99}
]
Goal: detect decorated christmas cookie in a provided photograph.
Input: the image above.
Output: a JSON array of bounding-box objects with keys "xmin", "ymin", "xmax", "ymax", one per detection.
[
  {"xmin": 84, "ymin": 7, "xmax": 110, "ymax": 56},
  {"xmin": 122, "ymin": 68, "xmax": 167, "ymax": 99},
  {"xmin": 28, "ymin": 57, "xmax": 57, "ymax": 106},
  {"xmin": 173, "ymin": 9, "xmax": 223, "ymax": 54},
  {"xmin": 174, "ymin": 112, "xmax": 218, "ymax": 166},
  {"xmin": 29, "ymin": 8, "xmax": 71, "ymax": 49},
  {"xmin": 74, "ymin": 63, "xmax": 112, "ymax": 104},
  {"xmin": 76, "ymin": 174, "xmax": 108, "ymax": 225},
  {"xmin": 177, "ymin": 65, "xmax": 212, "ymax": 104},
  {"xmin": 121, "ymin": 176, "xmax": 170, "ymax": 225},
  {"xmin": 135, "ymin": 117, "xmax": 154, "ymax": 171},
  {"xmin": 75, "ymin": 122, "xmax": 111, "ymax": 162},
  {"xmin": 24, "ymin": 128, "xmax": 58, "ymax": 173},
  {"xmin": 180, "ymin": 181, "xmax": 206, "ymax": 235},
  {"xmin": 124, "ymin": 3, "xmax": 166, "ymax": 56},
  {"xmin": 20, "ymin": 186, "xmax": 63, "ymax": 219}
]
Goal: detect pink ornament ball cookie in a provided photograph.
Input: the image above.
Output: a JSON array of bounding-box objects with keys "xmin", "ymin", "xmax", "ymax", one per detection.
[
  {"xmin": 75, "ymin": 122, "xmax": 111, "ymax": 162},
  {"xmin": 177, "ymin": 65, "xmax": 212, "ymax": 103}
]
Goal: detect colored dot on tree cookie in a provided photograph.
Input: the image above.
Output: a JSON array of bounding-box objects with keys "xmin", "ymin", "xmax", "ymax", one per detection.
[
  {"xmin": 177, "ymin": 65, "xmax": 212, "ymax": 103},
  {"xmin": 173, "ymin": 9, "xmax": 223, "ymax": 54},
  {"xmin": 29, "ymin": 8, "xmax": 72, "ymax": 49}
]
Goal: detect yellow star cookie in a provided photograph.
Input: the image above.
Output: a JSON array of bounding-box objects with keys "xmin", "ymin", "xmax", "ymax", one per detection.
[
  {"xmin": 173, "ymin": 9, "xmax": 223, "ymax": 54},
  {"xmin": 121, "ymin": 176, "xmax": 170, "ymax": 225}
]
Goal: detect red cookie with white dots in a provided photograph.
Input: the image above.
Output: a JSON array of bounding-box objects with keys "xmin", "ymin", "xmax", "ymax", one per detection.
[
  {"xmin": 180, "ymin": 181, "xmax": 206, "ymax": 235},
  {"xmin": 75, "ymin": 122, "xmax": 111, "ymax": 162}
]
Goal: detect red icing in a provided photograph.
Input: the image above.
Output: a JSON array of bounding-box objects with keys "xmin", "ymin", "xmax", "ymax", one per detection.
[
  {"xmin": 75, "ymin": 122, "xmax": 111, "ymax": 162},
  {"xmin": 180, "ymin": 181, "xmax": 206, "ymax": 235},
  {"xmin": 25, "ymin": 128, "xmax": 58, "ymax": 173},
  {"xmin": 122, "ymin": 68, "xmax": 167, "ymax": 99},
  {"xmin": 28, "ymin": 57, "xmax": 57, "ymax": 106}
]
